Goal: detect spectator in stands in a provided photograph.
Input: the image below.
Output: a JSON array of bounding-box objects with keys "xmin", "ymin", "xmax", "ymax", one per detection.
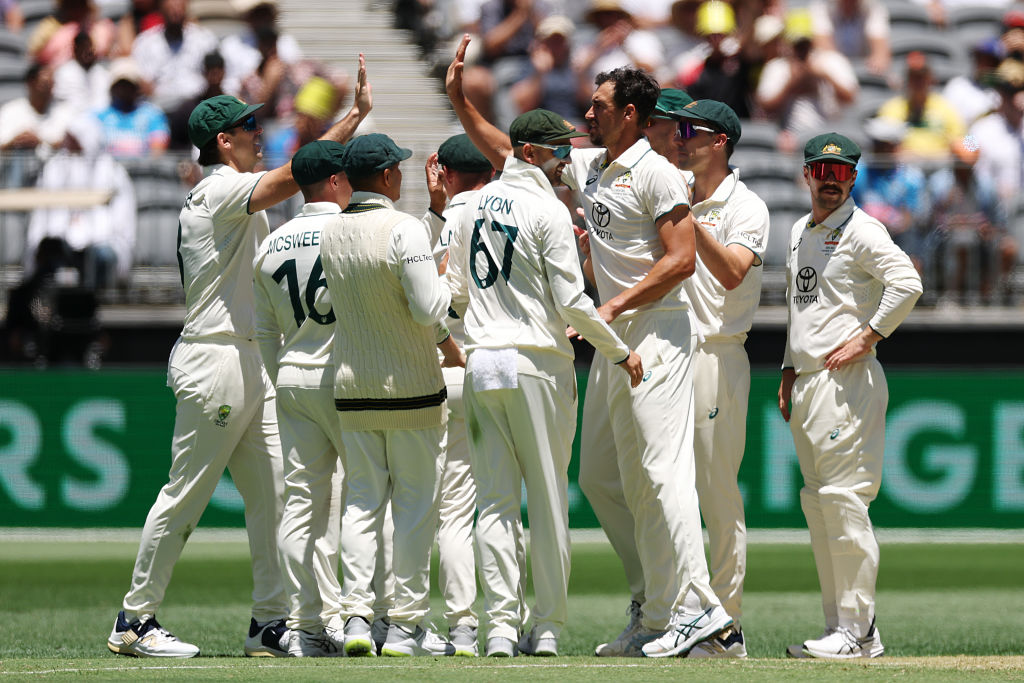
[
  {"xmin": 24, "ymin": 116, "xmax": 136, "ymax": 290},
  {"xmin": 461, "ymin": 0, "xmax": 550, "ymax": 129},
  {"xmin": 676, "ymin": 1, "xmax": 753, "ymax": 118},
  {"xmin": 131, "ymin": 0, "xmax": 218, "ymax": 113},
  {"xmin": 221, "ymin": 0, "xmax": 303, "ymax": 97},
  {"xmin": 1002, "ymin": 8, "xmax": 1024, "ymax": 61},
  {"xmin": 168, "ymin": 50, "xmax": 225, "ymax": 150},
  {"xmin": 658, "ymin": 0, "xmax": 704, "ymax": 84},
  {"xmin": 876, "ymin": 51, "xmax": 964, "ymax": 164},
  {"xmin": 574, "ymin": 0, "xmax": 664, "ymax": 107},
  {"xmin": 53, "ymin": 30, "xmax": 110, "ymax": 112},
  {"xmin": 810, "ymin": 0, "xmax": 890, "ymax": 76},
  {"xmin": 852, "ymin": 117, "xmax": 928, "ymax": 268},
  {"xmin": 0, "ymin": 63, "xmax": 74, "ymax": 155},
  {"xmin": 970, "ymin": 58, "xmax": 1024, "ymax": 204},
  {"xmin": 2, "ymin": 0, "xmax": 24, "ymax": 32},
  {"xmin": 27, "ymin": 0, "xmax": 115, "ymax": 66},
  {"xmin": 926, "ymin": 137, "xmax": 1016, "ymax": 306},
  {"xmin": 943, "ymin": 37, "xmax": 1006, "ymax": 128},
  {"xmin": 755, "ymin": 9, "xmax": 858, "ymax": 153},
  {"xmin": 262, "ymin": 76, "xmax": 341, "ymax": 170},
  {"xmin": 94, "ymin": 58, "xmax": 170, "ymax": 157},
  {"xmin": 509, "ymin": 14, "xmax": 582, "ymax": 123},
  {"xmin": 113, "ymin": 0, "xmax": 164, "ymax": 57}
]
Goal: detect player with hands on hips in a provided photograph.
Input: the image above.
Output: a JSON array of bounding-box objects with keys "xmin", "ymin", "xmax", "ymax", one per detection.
[{"xmin": 779, "ymin": 133, "xmax": 922, "ymax": 659}]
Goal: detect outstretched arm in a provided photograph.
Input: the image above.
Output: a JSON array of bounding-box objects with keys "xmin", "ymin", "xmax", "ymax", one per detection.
[
  {"xmin": 250, "ymin": 54, "xmax": 372, "ymax": 214},
  {"xmin": 446, "ymin": 34, "xmax": 512, "ymax": 170}
]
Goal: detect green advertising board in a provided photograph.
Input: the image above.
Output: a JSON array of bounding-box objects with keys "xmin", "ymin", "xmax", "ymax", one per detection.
[{"xmin": 1, "ymin": 368, "xmax": 1022, "ymax": 528}]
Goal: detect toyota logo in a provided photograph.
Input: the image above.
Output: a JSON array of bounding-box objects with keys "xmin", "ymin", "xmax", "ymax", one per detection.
[
  {"xmin": 591, "ymin": 202, "xmax": 610, "ymax": 228},
  {"xmin": 796, "ymin": 267, "xmax": 817, "ymax": 293}
]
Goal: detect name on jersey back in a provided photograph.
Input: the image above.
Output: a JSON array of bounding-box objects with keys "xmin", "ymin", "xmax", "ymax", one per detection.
[{"xmin": 266, "ymin": 230, "xmax": 321, "ymax": 254}]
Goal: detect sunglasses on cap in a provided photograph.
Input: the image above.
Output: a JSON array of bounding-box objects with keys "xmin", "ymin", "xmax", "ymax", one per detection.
[
  {"xmin": 806, "ymin": 161, "xmax": 855, "ymax": 182},
  {"xmin": 676, "ymin": 121, "xmax": 721, "ymax": 140},
  {"xmin": 530, "ymin": 142, "xmax": 573, "ymax": 159},
  {"xmin": 225, "ymin": 114, "xmax": 259, "ymax": 133}
]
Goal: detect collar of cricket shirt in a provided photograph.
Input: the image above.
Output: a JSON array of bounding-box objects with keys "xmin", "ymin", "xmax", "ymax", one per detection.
[
  {"xmin": 344, "ymin": 191, "xmax": 395, "ymax": 213},
  {"xmin": 607, "ymin": 137, "xmax": 656, "ymax": 171},
  {"xmin": 691, "ymin": 167, "xmax": 739, "ymax": 210},
  {"xmin": 502, "ymin": 156, "xmax": 558, "ymax": 198},
  {"xmin": 298, "ymin": 201, "xmax": 343, "ymax": 218},
  {"xmin": 813, "ymin": 196, "xmax": 857, "ymax": 231}
]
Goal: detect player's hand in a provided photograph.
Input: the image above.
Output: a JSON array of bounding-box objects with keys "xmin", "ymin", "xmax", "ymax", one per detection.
[
  {"xmin": 575, "ymin": 226, "xmax": 590, "ymax": 257},
  {"xmin": 618, "ymin": 350, "xmax": 643, "ymax": 388},
  {"xmin": 823, "ymin": 328, "xmax": 881, "ymax": 371},
  {"xmin": 426, "ymin": 152, "xmax": 446, "ymax": 213},
  {"xmin": 439, "ymin": 335, "xmax": 466, "ymax": 368},
  {"xmin": 446, "ymin": 34, "xmax": 471, "ymax": 103},
  {"xmin": 437, "ymin": 248, "xmax": 449, "ymax": 275},
  {"xmin": 565, "ymin": 325, "xmax": 582, "ymax": 340},
  {"xmin": 354, "ymin": 53, "xmax": 372, "ymax": 117},
  {"xmin": 778, "ymin": 367, "xmax": 796, "ymax": 422}
]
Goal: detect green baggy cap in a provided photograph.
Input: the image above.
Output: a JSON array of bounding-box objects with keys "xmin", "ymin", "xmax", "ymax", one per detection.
[
  {"xmin": 342, "ymin": 133, "xmax": 414, "ymax": 178},
  {"xmin": 438, "ymin": 134, "xmax": 492, "ymax": 172},
  {"xmin": 652, "ymin": 88, "xmax": 694, "ymax": 119},
  {"xmin": 803, "ymin": 132, "xmax": 861, "ymax": 165},
  {"xmin": 292, "ymin": 140, "xmax": 348, "ymax": 186},
  {"xmin": 671, "ymin": 99, "xmax": 742, "ymax": 143},
  {"xmin": 509, "ymin": 109, "xmax": 588, "ymax": 145},
  {"xmin": 187, "ymin": 95, "xmax": 264, "ymax": 148}
]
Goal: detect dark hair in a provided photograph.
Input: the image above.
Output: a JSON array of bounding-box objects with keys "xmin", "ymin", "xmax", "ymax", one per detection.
[
  {"xmin": 24, "ymin": 62, "xmax": 44, "ymax": 83},
  {"xmin": 594, "ymin": 67, "xmax": 660, "ymax": 123},
  {"xmin": 203, "ymin": 50, "xmax": 225, "ymax": 71},
  {"xmin": 197, "ymin": 138, "xmax": 221, "ymax": 166},
  {"xmin": 347, "ymin": 169, "xmax": 385, "ymax": 191},
  {"xmin": 73, "ymin": 30, "xmax": 92, "ymax": 49},
  {"xmin": 299, "ymin": 177, "xmax": 329, "ymax": 202}
]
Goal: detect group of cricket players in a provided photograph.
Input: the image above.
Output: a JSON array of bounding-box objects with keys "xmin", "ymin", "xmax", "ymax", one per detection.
[{"xmin": 105, "ymin": 36, "xmax": 923, "ymax": 662}]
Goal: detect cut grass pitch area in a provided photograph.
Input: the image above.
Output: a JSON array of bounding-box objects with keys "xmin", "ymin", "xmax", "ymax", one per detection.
[{"xmin": 1, "ymin": 538, "xmax": 1023, "ymax": 679}]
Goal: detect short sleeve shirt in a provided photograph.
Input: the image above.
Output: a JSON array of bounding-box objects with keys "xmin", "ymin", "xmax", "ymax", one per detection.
[
  {"xmin": 562, "ymin": 138, "xmax": 691, "ymax": 313},
  {"xmin": 683, "ymin": 170, "xmax": 769, "ymax": 341},
  {"xmin": 178, "ymin": 165, "xmax": 269, "ymax": 340}
]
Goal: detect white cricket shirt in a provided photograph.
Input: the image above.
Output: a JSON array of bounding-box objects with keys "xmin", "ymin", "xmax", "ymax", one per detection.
[
  {"xmin": 253, "ymin": 201, "xmax": 340, "ymax": 383},
  {"xmin": 434, "ymin": 189, "xmax": 480, "ymax": 346},
  {"xmin": 446, "ymin": 157, "xmax": 629, "ymax": 369},
  {"xmin": 561, "ymin": 138, "xmax": 692, "ymax": 314},
  {"xmin": 178, "ymin": 164, "xmax": 269, "ymax": 341},
  {"xmin": 683, "ymin": 169, "xmax": 770, "ymax": 342},
  {"xmin": 783, "ymin": 197, "xmax": 923, "ymax": 375}
]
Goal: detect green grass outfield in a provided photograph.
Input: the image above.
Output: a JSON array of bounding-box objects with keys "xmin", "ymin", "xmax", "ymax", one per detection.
[{"xmin": 1, "ymin": 536, "xmax": 1023, "ymax": 680}]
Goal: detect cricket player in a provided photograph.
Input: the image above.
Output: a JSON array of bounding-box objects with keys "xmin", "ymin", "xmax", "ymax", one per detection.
[
  {"xmin": 106, "ymin": 56, "xmax": 373, "ymax": 659},
  {"xmin": 446, "ymin": 109, "xmax": 644, "ymax": 658},
  {"xmin": 320, "ymin": 133, "xmax": 460, "ymax": 658},
  {"xmin": 251, "ymin": 140, "xmax": 351, "ymax": 657},
  {"xmin": 445, "ymin": 35, "xmax": 732, "ymax": 659},
  {"xmin": 426, "ymin": 133, "xmax": 496, "ymax": 656},
  {"xmin": 778, "ymin": 133, "xmax": 922, "ymax": 659},
  {"xmin": 669, "ymin": 100, "xmax": 769, "ymax": 658}
]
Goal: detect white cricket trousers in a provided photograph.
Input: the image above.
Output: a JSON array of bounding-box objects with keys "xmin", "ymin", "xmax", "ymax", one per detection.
[
  {"xmin": 437, "ymin": 366, "xmax": 478, "ymax": 629},
  {"xmin": 579, "ymin": 310, "xmax": 719, "ymax": 630},
  {"xmin": 275, "ymin": 369, "xmax": 345, "ymax": 634},
  {"xmin": 790, "ymin": 357, "xmax": 887, "ymax": 639},
  {"xmin": 464, "ymin": 363, "xmax": 576, "ymax": 642},
  {"xmin": 123, "ymin": 338, "xmax": 286, "ymax": 622},
  {"xmin": 339, "ymin": 425, "xmax": 443, "ymax": 629},
  {"xmin": 693, "ymin": 340, "xmax": 749, "ymax": 627}
]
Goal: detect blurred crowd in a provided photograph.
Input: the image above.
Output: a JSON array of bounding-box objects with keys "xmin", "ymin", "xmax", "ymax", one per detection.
[
  {"xmin": 0, "ymin": 0, "xmax": 355, "ymax": 365},
  {"xmin": 408, "ymin": 0, "xmax": 1024, "ymax": 307}
]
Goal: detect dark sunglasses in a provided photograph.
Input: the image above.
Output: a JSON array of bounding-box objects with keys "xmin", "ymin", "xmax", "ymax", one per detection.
[
  {"xmin": 677, "ymin": 121, "xmax": 720, "ymax": 140},
  {"xmin": 225, "ymin": 114, "xmax": 258, "ymax": 133},
  {"xmin": 531, "ymin": 142, "xmax": 573, "ymax": 159},
  {"xmin": 807, "ymin": 161, "xmax": 854, "ymax": 182}
]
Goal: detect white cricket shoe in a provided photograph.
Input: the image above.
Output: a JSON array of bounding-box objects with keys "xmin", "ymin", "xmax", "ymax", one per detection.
[
  {"xmin": 688, "ymin": 626, "xmax": 747, "ymax": 658},
  {"xmin": 380, "ymin": 623, "xmax": 454, "ymax": 656},
  {"xmin": 371, "ymin": 617, "xmax": 390, "ymax": 656},
  {"xmin": 642, "ymin": 605, "xmax": 733, "ymax": 658},
  {"xmin": 288, "ymin": 628, "xmax": 343, "ymax": 657},
  {"xmin": 517, "ymin": 626, "xmax": 558, "ymax": 656},
  {"xmin": 244, "ymin": 618, "xmax": 290, "ymax": 657},
  {"xmin": 449, "ymin": 624, "xmax": 478, "ymax": 657},
  {"xmin": 107, "ymin": 611, "xmax": 200, "ymax": 658},
  {"xmin": 801, "ymin": 622, "xmax": 885, "ymax": 660},
  {"xmin": 343, "ymin": 615, "xmax": 376, "ymax": 657},
  {"xmin": 787, "ymin": 627, "xmax": 832, "ymax": 658},
  {"xmin": 485, "ymin": 636, "xmax": 516, "ymax": 657},
  {"xmin": 594, "ymin": 600, "xmax": 643, "ymax": 656}
]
